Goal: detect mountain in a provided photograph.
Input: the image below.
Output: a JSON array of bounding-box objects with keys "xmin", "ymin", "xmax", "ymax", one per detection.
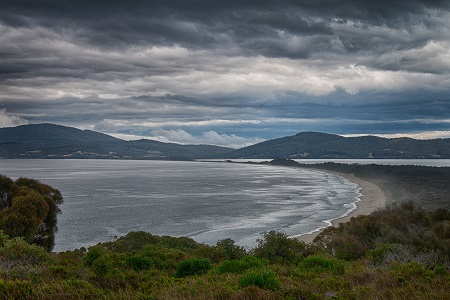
[
  {"xmin": 226, "ymin": 132, "xmax": 450, "ymax": 159},
  {"xmin": 0, "ymin": 124, "xmax": 232, "ymax": 159},
  {"xmin": 1, "ymin": 125, "xmax": 449, "ymax": 159}
]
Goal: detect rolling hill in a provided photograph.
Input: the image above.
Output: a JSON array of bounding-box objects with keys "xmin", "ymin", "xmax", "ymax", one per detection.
[
  {"xmin": 0, "ymin": 124, "xmax": 233, "ymax": 159},
  {"xmin": 227, "ymin": 132, "xmax": 450, "ymax": 159},
  {"xmin": 1, "ymin": 124, "xmax": 449, "ymax": 159}
]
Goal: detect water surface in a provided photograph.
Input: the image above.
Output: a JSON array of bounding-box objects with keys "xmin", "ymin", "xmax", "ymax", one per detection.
[{"xmin": 0, "ymin": 159, "xmax": 360, "ymax": 252}]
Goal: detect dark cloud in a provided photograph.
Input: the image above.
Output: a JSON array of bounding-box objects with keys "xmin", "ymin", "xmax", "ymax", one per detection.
[
  {"xmin": 0, "ymin": 1, "xmax": 449, "ymax": 145},
  {"xmin": 1, "ymin": 0, "xmax": 447, "ymax": 57}
]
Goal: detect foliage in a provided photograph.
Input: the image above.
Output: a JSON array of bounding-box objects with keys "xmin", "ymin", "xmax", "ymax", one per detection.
[
  {"xmin": 217, "ymin": 256, "xmax": 268, "ymax": 274},
  {"xmin": 0, "ymin": 175, "xmax": 63, "ymax": 251},
  {"xmin": 253, "ymin": 230, "xmax": 306, "ymax": 263},
  {"xmin": 299, "ymin": 255, "xmax": 347, "ymax": 275},
  {"xmin": 315, "ymin": 203, "xmax": 450, "ymax": 262},
  {"xmin": 298, "ymin": 162, "xmax": 450, "ymax": 210},
  {"xmin": 230, "ymin": 132, "xmax": 450, "ymax": 159},
  {"xmin": 216, "ymin": 238, "xmax": 246, "ymax": 260},
  {"xmin": 238, "ymin": 269, "xmax": 280, "ymax": 291},
  {"xmin": 0, "ymin": 279, "xmax": 32, "ymax": 299},
  {"xmin": 0, "ymin": 236, "xmax": 50, "ymax": 266},
  {"xmin": 0, "ymin": 204, "xmax": 450, "ymax": 300},
  {"xmin": 175, "ymin": 258, "xmax": 212, "ymax": 277},
  {"xmin": 0, "ymin": 189, "xmax": 448, "ymax": 299}
]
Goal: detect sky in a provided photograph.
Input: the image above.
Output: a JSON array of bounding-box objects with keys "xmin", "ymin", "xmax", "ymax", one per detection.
[{"xmin": 1, "ymin": 0, "xmax": 450, "ymax": 148}]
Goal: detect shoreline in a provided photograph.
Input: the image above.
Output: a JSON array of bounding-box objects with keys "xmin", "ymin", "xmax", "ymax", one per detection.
[{"xmin": 294, "ymin": 170, "xmax": 387, "ymax": 243}]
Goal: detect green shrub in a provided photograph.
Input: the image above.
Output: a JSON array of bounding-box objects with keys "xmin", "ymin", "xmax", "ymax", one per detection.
[
  {"xmin": 0, "ymin": 237, "xmax": 50, "ymax": 265},
  {"xmin": 218, "ymin": 256, "xmax": 268, "ymax": 274},
  {"xmin": 49, "ymin": 265, "xmax": 71, "ymax": 279},
  {"xmin": 253, "ymin": 230, "xmax": 306, "ymax": 262},
  {"xmin": 0, "ymin": 230, "xmax": 10, "ymax": 247},
  {"xmin": 82, "ymin": 246, "xmax": 104, "ymax": 267},
  {"xmin": 0, "ymin": 279, "xmax": 32, "ymax": 299},
  {"xmin": 175, "ymin": 258, "xmax": 212, "ymax": 277},
  {"xmin": 330, "ymin": 233, "xmax": 368, "ymax": 260},
  {"xmin": 126, "ymin": 254, "xmax": 153, "ymax": 271},
  {"xmin": 299, "ymin": 255, "xmax": 347, "ymax": 275},
  {"xmin": 365, "ymin": 243, "xmax": 393, "ymax": 263},
  {"xmin": 391, "ymin": 261, "xmax": 434, "ymax": 279},
  {"xmin": 92, "ymin": 255, "xmax": 114, "ymax": 277},
  {"xmin": 59, "ymin": 279, "xmax": 106, "ymax": 299},
  {"xmin": 238, "ymin": 269, "xmax": 280, "ymax": 291},
  {"xmin": 216, "ymin": 238, "xmax": 246, "ymax": 260},
  {"xmin": 141, "ymin": 244, "xmax": 185, "ymax": 270},
  {"xmin": 192, "ymin": 244, "xmax": 228, "ymax": 263},
  {"xmin": 105, "ymin": 231, "xmax": 157, "ymax": 252}
]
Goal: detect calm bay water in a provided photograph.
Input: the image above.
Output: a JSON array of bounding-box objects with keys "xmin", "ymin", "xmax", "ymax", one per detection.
[{"xmin": 0, "ymin": 159, "xmax": 363, "ymax": 252}]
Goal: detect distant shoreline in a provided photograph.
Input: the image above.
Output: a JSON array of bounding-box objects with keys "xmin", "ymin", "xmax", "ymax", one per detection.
[{"xmin": 294, "ymin": 170, "xmax": 387, "ymax": 243}]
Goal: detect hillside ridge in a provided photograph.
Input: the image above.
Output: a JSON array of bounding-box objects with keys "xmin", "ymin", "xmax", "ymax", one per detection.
[{"xmin": 1, "ymin": 124, "xmax": 449, "ymax": 159}]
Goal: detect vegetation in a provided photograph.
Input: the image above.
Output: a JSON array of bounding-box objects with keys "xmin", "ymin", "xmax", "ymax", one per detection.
[
  {"xmin": 261, "ymin": 159, "xmax": 450, "ymax": 210},
  {"xmin": 0, "ymin": 175, "xmax": 63, "ymax": 251},
  {"xmin": 229, "ymin": 131, "xmax": 450, "ymax": 159},
  {"xmin": 295, "ymin": 162, "xmax": 450, "ymax": 210},
  {"xmin": 0, "ymin": 123, "xmax": 232, "ymax": 159},
  {"xmin": 0, "ymin": 203, "xmax": 448, "ymax": 299},
  {"xmin": 0, "ymin": 171, "xmax": 448, "ymax": 299},
  {"xmin": 2, "ymin": 124, "xmax": 450, "ymax": 159}
]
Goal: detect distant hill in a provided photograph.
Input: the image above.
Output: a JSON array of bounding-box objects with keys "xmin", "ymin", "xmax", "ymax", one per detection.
[
  {"xmin": 1, "ymin": 125, "xmax": 449, "ymax": 159},
  {"xmin": 226, "ymin": 132, "xmax": 450, "ymax": 159},
  {"xmin": 0, "ymin": 124, "xmax": 232, "ymax": 159}
]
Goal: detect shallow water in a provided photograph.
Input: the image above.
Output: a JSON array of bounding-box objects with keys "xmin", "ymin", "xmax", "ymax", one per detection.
[{"xmin": 0, "ymin": 159, "xmax": 360, "ymax": 252}]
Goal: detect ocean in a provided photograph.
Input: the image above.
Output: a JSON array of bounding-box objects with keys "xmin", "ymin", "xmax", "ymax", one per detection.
[{"xmin": 2, "ymin": 159, "xmax": 363, "ymax": 252}]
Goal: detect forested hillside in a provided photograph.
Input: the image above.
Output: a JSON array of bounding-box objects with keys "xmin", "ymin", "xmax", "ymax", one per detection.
[
  {"xmin": 0, "ymin": 124, "xmax": 232, "ymax": 159},
  {"xmin": 2, "ymin": 124, "xmax": 450, "ymax": 159},
  {"xmin": 229, "ymin": 131, "xmax": 450, "ymax": 159}
]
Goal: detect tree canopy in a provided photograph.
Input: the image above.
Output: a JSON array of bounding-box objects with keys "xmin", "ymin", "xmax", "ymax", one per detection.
[{"xmin": 0, "ymin": 175, "xmax": 63, "ymax": 251}]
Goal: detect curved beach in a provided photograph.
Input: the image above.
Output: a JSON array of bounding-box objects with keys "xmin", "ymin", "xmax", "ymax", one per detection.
[{"xmin": 295, "ymin": 171, "xmax": 387, "ymax": 243}]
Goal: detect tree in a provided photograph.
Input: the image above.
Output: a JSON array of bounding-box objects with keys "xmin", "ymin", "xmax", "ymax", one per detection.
[
  {"xmin": 252, "ymin": 230, "xmax": 306, "ymax": 263},
  {"xmin": 216, "ymin": 238, "xmax": 246, "ymax": 260},
  {"xmin": 0, "ymin": 176, "xmax": 63, "ymax": 251}
]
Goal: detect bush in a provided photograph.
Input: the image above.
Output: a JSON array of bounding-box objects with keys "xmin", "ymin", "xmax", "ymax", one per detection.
[
  {"xmin": 299, "ymin": 255, "xmax": 347, "ymax": 275},
  {"xmin": 126, "ymin": 254, "xmax": 153, "ymax": 271},
  {"xmin": 238, "ymin": 269, "xmax": 280, "ymax": 291},
  {"xmin": 253, "ymin": 231, "xmax": 306, "ymax": 262},
  {"xmin": 316, "ymin": 205, "xmax": 450, "ymax": 261},
  {"xmin": 91, "ymin": 255, "xmax": 114, "ymax": 277},
  {"xmin": 175, "ymin": 258, "xmax": 212, "ymax": 277},
  {"xmin": 140, "ymin": 244, "xmax": 184, "ymax": 270},
  {"xmin": 331, "ymin": 233, "xmax": 368, "ymax": 260},
  {"xmin": 0, "ymin": 230, "xmax": 9, "ymax": 247},
  {"xmin": 217, "ymin": 256, "xmax": 269, "ymax": 274},
  {"xmin": 0, "ymin": 237, "xmax": 50, "ymax": 266},
  {"xmin": 82, "ymin": 246, "xmax": 104, "ymax": 267},
  {"xmin": 216, "ymin": 238, "xmax": 246, "ymax": 260},
  {"xmin": 0, "ymin": 279, "xmax": 32, "ymax": 299}
]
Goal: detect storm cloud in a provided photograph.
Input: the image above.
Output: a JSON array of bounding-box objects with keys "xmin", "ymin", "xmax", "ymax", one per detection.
[{"xmin": 1, "ymin": 0, "xmax": 449, "ymax": 145}]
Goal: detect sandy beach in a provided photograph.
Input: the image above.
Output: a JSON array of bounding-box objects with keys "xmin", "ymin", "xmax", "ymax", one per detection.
[{"xmin": 295, "ymin": 171, "xmax": 387, "ymax": 243}]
